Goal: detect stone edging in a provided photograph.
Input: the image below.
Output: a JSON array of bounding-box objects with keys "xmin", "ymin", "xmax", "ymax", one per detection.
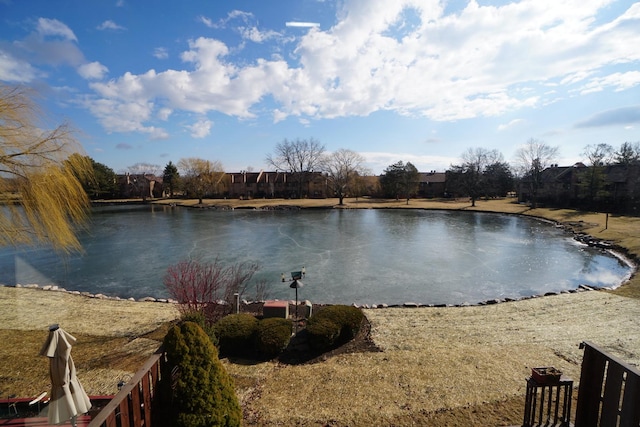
[
  {"xmin": 0, "ymin": 280, "xmax": 612, "ymax": 311},
  {"xmin": 2, "ymin": 209, "xmax": 636, "ymax": 309}
]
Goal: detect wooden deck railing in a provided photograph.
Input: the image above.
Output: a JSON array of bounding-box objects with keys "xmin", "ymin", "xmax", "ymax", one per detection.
[
  {"xmin": 88, "ymin": 346, "xmax": 165, "ymax": 427},
  {"xmin": 574, "ymin": 341, "xmax": 640, "ymax": 427}
]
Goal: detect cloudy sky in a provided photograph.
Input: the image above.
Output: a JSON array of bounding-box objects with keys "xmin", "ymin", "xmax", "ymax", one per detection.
[{"xmin": 1, "ymin": 0, "xmax": 639, "ymax": 174}]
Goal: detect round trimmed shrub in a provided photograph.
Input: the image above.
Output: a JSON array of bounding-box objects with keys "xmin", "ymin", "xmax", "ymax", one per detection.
[
  {"xmin": 305, "ymin": 316, "xmax": 341, "ymax": 351},
  {"xmin": 214, "ymin": 313, "xmax": 259, "ymax": 357},
  {"xmin": 161, "ymin": 321, "xmax": 241, "ymax": 427},
  {"xmin": 313, "ymin": 305, "xmax": 364, "ymax": 340},
  {"xmin": 255, "ymin": 317, "xmax": 292, "ymax": 359},
  {"xmin": 306, "ymin": 305, "xmax": 364, "ymax": 352}
]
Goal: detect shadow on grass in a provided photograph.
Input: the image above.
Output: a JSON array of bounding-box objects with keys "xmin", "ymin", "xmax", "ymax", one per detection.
[{"xmin": 224, "ymin": 316, "xmax": 381, "ymax": 366}]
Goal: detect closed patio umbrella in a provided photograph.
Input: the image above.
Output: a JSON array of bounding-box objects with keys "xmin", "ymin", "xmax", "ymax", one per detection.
[{"xmin": 39, "ymin": 324, "xmax": 92, "ymax": 426}]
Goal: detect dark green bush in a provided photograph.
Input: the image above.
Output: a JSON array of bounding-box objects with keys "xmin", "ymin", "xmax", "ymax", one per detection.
[
  {"xmin": 255, "ymin": 317, "xmax": 292, "ymax": 359},
  {"xmin": 214, "ymin": 313, "xmax": 259, "ymax": 357},
  {"xmin": 312, "ymin": 305, "xmax": 364, "ymax": 339},
  {"xmin": 180, "ymin": 310, "xmax": 218, "ymax": 347},
  {"xmin": 306, "ymin": 305, "xmax": 364, "ymax": 352},
  {"xmin": 305, "ymin": 316, "xmax": 341, "ymax": 351},
  {"xmin": 161, "ymin": 321, "xmax": 241, "ymax": 427}
]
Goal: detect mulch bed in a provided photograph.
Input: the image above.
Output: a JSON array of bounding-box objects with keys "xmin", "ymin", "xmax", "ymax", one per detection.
[{"xmin": 239, "ymin": 302, "xmax": 381, "ymax": 365}]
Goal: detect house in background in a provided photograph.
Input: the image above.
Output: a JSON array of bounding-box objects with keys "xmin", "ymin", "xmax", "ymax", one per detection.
[
  {"xmin": 519, "ymin": 163, "xmax": 640, "ymax": 213},
  {"xmin": 117, "ymin": 173, "xmax": 164, "ymax": 199},
  {"xmin": 227, "ymin": 171, "xmax": 328, "ymax": 199},
  {"xmin": 518, "ymin": 163, "xmax": 583, "ymax": 206},
  {"xmin": 417, "ymin": 171, "xmax": 446, "ymax": 198}
]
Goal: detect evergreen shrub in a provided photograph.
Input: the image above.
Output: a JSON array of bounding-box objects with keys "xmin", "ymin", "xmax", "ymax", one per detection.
[
  {"xmin": 306, "ymin": 305, "xmax": 364, "ymax": 351},
  {"xmin": 180, "ymin": 310, "xmax": 218, "ymax": 347},
  {"xmin": 254, "ymin": 317, "xmax": 292, "ymax": 359},
  {"xmin": 305, "ymin": 316, "xmax": 341, "ymax": 351},
  {"xmin": 214, "ymin": 313, "xmax": 259, "ymax": 357},
  {"xmin": 161, "ymin": 321, "xmax": 241, "ymax": 427}
]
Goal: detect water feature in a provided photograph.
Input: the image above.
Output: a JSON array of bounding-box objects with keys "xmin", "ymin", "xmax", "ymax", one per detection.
[{"xmin": 0, "ymin": 205, "xmax": 632, "ymax": 305}]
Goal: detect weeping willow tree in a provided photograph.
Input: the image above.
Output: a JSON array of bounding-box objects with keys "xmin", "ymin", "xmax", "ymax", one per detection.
[{"xmin": 0, "ymin": 84, "xmax": 93, "ymax": 253}]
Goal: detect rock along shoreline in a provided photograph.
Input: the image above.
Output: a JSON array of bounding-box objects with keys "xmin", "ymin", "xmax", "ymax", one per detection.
[
  {"xmin": 0, "ymin": 279, "xmax": 620, "ymax": 311},
  {"xmin": 7, "ymin": 201, "xmax": 637, "ymax": 309}
]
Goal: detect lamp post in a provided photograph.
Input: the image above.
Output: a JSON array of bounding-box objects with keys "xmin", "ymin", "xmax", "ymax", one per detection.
[{"xmin": 282, "ymin": 269, "xmax": 305, "ymax": 333}]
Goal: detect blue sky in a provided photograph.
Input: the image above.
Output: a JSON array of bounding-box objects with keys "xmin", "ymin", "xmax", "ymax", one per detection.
[{"xmin": 1, "ymin": 0, "xmax": 639, "ymax": 175}]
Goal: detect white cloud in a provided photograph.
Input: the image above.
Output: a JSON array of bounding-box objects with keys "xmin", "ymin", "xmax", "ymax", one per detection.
[
  {"xmin": 127, "ymin": 162, "xmax": 162, "ymax": 174},
  {"xmin": 36, "ymin": 18, "xmax": 77, "ymax": 41},
  {"xmin": 157, "ymin": 108, "xmax": 172, "ymax": 120},
  {"xmin": 82, "ymin": 94, "xmax": 168, "ymax": 139},
  {"xmin": 272, "ymin": 0, "xmax": 637, "ymax": 122},
  {"xmin": 228, "ymin": 10, "xmax": 253, "ymax": 20},
  {"xmin": 199, "ymin": 10, "xmax": 254, "ymax": 30},
  {"xmin": 148, "ymin": 127, "xmax": 170, "ymax": 140},
  {"xmin": 498, "ymin": 119, "xmax": 525, "ymax": 131},
  {"xmin": 77, "ymin": 61, "xmax": 108, "ymax": 80},
  {"xmin": 579, "ymin": 71, "xmax": 640, "ymax": 95},
  {"xmin": 200, "ymin": 10, "xmax": 281, "ymax": 43},
  {"xmin": 82, "ymin": 0, "xmax": 640, "ymax": 135},
  {"xmin": 362, "ymin": 151, "xmax": 456, "ymax": 174},
  {"xmin": 97, "ymin": 20, "xmax": 126, "ymax": 31},
  {"xmin": 239, "ymin": 26, "xmax": 281, "ymax": 43},
  {"xmin": 0, "ymin": 51, "xmax": 38, "ymax": 82},
  {"xmin": 286, "ymin": 22, "xmax": 320, "ymax": 28},
  {"xmin": 153, "ymin": 47, "xmax": 169, "ymax": 59},
  {"xmin": 198, "ymin": 15, "xmax": 216, "ymax": 28},
  {"xmin": 186, "ymin": 119, "xmax": 213, "ymax": 138}
]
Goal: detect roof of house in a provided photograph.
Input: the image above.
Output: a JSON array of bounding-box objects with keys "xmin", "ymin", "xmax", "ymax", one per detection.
[{"xmin": 417, "ymin": 172, "xmax": 446, "ymax": 183}]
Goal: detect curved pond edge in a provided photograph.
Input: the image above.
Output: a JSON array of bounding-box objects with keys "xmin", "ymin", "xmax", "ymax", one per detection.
[
  {"xmin": 0, "ymin": 279, "xmax": 622, "ymax": 311},
  {"xmin": 5, "ymin": 202, "xmax": 637, "ymax": 309},
  {"xmin": 186, "ymin": 201, "xmax": 640, "ymax": 296}
]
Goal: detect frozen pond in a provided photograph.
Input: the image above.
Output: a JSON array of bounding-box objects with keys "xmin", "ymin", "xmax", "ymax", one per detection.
[{"xmin": 0, "ymin": 205, "xmax": 632, "ymax": 305}]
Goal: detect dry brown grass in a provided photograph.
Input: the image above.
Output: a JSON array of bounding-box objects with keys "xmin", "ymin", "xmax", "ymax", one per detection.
[
  {"xmin": 2, "ymin": 197, "xmax": 639, "ymax": 426},
  {"xmin": 225, "ymin": 291, "xmax": 640, "ymax": 426},
  {"xmin": 0, "ymin": 287, "xmax": 178, "ymax": 397}
]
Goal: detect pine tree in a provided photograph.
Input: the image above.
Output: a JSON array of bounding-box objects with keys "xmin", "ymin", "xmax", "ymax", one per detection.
[{"xmin": 162, "ymin": 322, "xmax": 241, "ymax": 427}]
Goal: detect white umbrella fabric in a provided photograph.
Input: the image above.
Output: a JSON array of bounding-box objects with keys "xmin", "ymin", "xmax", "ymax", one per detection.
[{"xmin": 39, "ymin": 325, "xmax": 92, "ymax": 425}]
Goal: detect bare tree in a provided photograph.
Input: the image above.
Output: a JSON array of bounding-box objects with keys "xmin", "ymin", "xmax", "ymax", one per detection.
[
  {"xmin": 163, "ymin": 258, "xmax": 260, "ymax": 322},
  {"xmin": 178, "ymin": 157, "xmax": 226, "ymax": 203},
  {"xmin": 514, "ymin": 138, "xmax": 559, "ymax": 208},
  {"xmin": 0, "ymin": 84, "xmax": 92, "ymax": 253},
  {"xmin": 322, "ymin": 149, "xmax": 369, "ymax": 205},
  {"xmin": 266, "ymin": 138, "xmax": 325, "ymax": 198},
  {"xmin": 583, "ymin": 143, "xmax": 614, "ymax": 167},
  {"xmin": 126, "ymin": 162, "xmax": 163, "ymax": 176}
]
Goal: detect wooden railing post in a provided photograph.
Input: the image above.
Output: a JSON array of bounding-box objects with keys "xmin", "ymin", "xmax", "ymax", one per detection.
[
  {"xmin": 88, "ymin": 346, "xmax": 165, "ymax": 427},
  {"xmin": 575, "ymin": 341, "xmax": 640, "ymax": 427}
]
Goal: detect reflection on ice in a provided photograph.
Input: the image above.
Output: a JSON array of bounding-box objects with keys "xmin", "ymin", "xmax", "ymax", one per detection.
[{"xmin": 0, "ymin": 207, "xmax": 632, "ymax": 305}]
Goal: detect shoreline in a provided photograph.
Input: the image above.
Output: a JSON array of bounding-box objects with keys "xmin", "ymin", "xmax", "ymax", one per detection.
[
  {"xmin": 0, "ymin": 277, "xmax": 621, "ymax": 310},
  {"xmin": 14, "ymin": 197, "xmax": 638, "ymax": 305}
]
